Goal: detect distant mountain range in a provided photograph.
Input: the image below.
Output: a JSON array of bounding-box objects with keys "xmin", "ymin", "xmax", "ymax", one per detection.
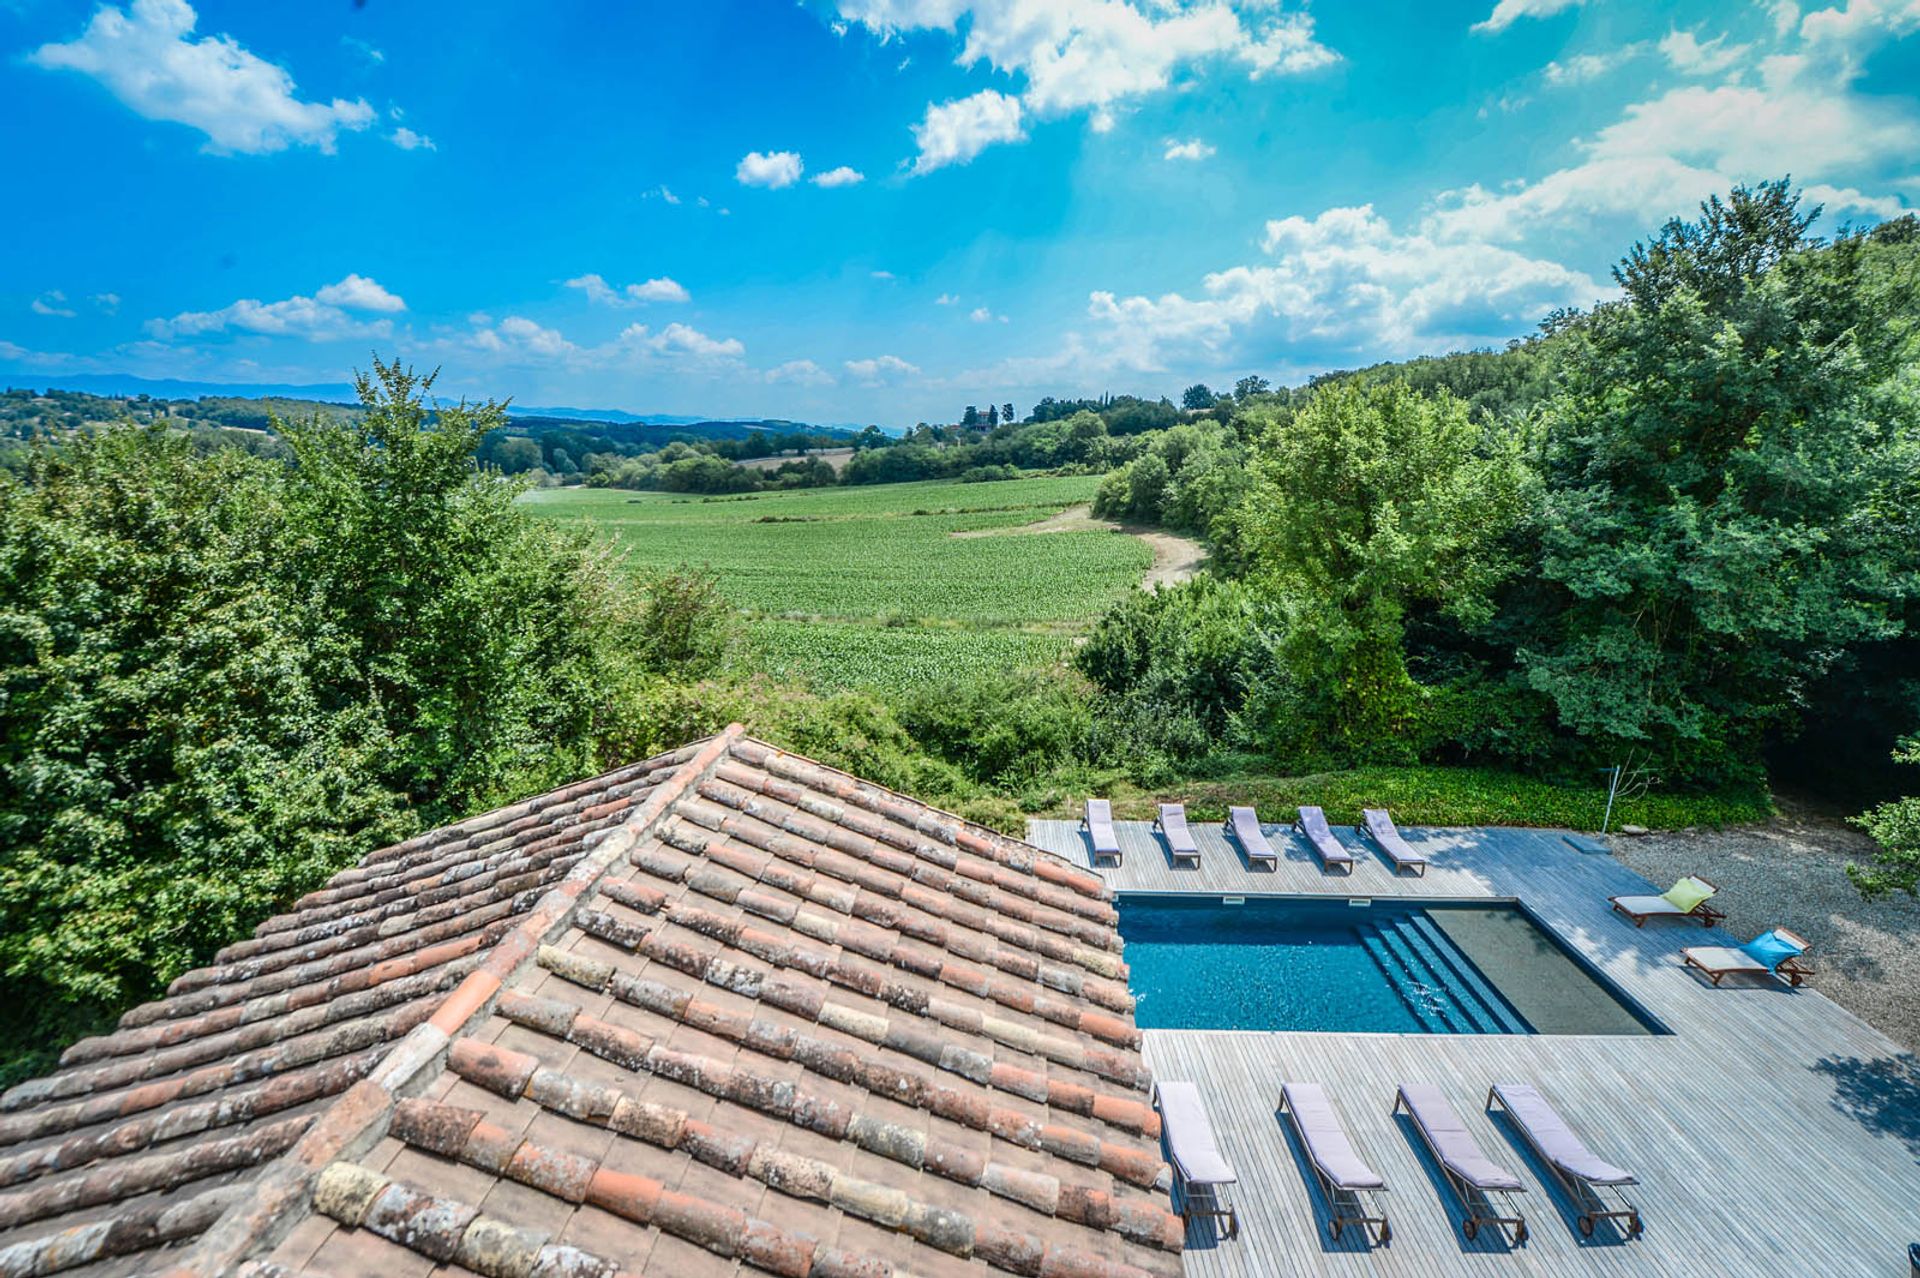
[{"xmin": 2, "ymin": 372, "xmax": 869, "ymax": 434}]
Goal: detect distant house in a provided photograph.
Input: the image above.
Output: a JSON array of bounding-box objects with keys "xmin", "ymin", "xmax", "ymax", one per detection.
[{"xmin": 0, "ymin": 728, "xmax": 1176, "ymax": 1278}]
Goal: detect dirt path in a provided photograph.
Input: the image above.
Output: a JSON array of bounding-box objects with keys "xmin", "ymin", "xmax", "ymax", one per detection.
[{"xmin": 952, "ymin": 503, "xmax": 1206, "ymax": 589}]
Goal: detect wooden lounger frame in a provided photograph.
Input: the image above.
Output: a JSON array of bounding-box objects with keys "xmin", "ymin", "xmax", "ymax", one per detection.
[
  {"xmin": 1485, "ymin": 1087, "xmax": 1641, "ymax": 1239},
  {"xmin": 1394, "ymin": 1090, "xmax": 1528, "ymax": 1245},
  {"xmin": 1609, "ymin": 876, "xmax": 1726, "ymax": 928},
  {"xmin": 1279, "ymin": 1092, "xmax": 1390, "ymax": 1244},
  {"xmin": 1153, "ymin": 1090, "xmax": 1238, "ymax": 1238},
  {"xmin": 1683, "ymin": 927, "xmax": 1815, "ymax": 987}
]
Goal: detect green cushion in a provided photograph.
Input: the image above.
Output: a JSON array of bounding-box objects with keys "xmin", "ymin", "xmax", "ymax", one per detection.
[{"xmin": 1660, "ymin": 877, "xmax": 1715, "ymax": 914}]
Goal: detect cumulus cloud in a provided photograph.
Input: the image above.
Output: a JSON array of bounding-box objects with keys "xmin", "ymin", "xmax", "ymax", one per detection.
[
  {"xmin": 565, "ymin": 274, "xmax": 691, "ymax": 306},
  {"xmin": 736, "ymin": 150, "xmax": 804, "ymax": 188},
  {"xmin": 93, "ymin": 293, "xmax": 121, "ymax": 314},
  {"xmin": 969, "ymin": 305, "xmax": 1007, "ymax": 323},
  {"xmin": 641, "ymin": 322, "xmax": 746, "ymax": 360},
  {"xmin": 845, "ymin": 354, "xmax": 921, "ymax": 382},
  {"xmin": 1163, "ymin": 137, "xmax": 1216, "ymax": 161},
  {"xmin": 811, "ymin": 165, "xmax": 866, "ymax": 187},
  {"xmin": 390, "ymin": 126, "xmax": 435, "ymax": 151},
  {"xmin": 1659, "ymin": 29, "xmax": 1753, "ymax": 75},
  {"xmin": 935, "ymin": 292, "xmax": 960, "ymax": 305},
  {"xmin": 1472, "ymin": 0, "xmax": 1584, "ymax": 35},
  {"xmin": 765, "ymin": 359, "xmax": 836, "ymax": 386},
  {"xmin": 30, "ymin": 0, "xmax": 375, "ymax": 154},
  {"xmin": 871, "ymin": 270, "xmax": 897, "ymax": 280},
  {"xmin": 470, "ymin": 315, "xmax": 575, "ymax": 360},
  {"xmin": 1541, "ymin": 45, "xmax": 1645, "ymax": 86},
  {"xmin": 314, "ymin": 274, "xmax": 406, "ymax": 312},
  {"xmin": 31, "ymin": 291, "xmax": 76, "ymax": 318},
  {"xmin": 455, "ymin": 316, "xmax": 744, "ymax": 368},
  {"xmin": 910, "ymin": 90, "xmax": 1026, "ymax": 173},
  {"xmin": 1081, "ymin": 204, "xmax": 1604, "ymax": 371},
  {"xmin": 840, "ymin": 1, "xmax": 1334, "ymax": 170},
  {"xmin": 147, "ymin": 273, "xmax": 406, "ymax": 340}
]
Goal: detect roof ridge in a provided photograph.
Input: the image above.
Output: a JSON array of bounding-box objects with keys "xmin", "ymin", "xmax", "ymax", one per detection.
[{"xmin": 165, "ymin": 726, "xmax": 746, "ymax": 1278}]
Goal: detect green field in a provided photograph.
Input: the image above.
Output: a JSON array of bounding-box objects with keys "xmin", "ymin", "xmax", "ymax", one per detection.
[{"xmin": 523, "ymin": 477, "xmax": 1153, "ymax": 693}]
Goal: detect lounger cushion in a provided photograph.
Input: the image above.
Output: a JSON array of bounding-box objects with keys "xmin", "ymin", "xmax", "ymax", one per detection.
[
  {"xmin": 1660, "ymin": 877, "xmax": 1715, "ymax": 913},
  {"xmin": 1363, "ymin": 809, "xmax": 1427, "ymax": 866},
  {"xmin": 1156, "ymin": 1081, "xmax": 1237, "ymax": 1185},
  {"xmin": 1491, "ymin": 1084, "xmax": 1635, "ymax": 1186},
  {"xmin": 1612, "ymin": 894, "xmax": 1684, "ymax": 916},
  {"xmin": 1684, "ymin": 946, "xmax": 1764, "ymax": 972},
  {"xmin": 1282, "ymin": 1083, "xmax": 1383, "ymax": 1190},
  {"xmin": 1297, "ymin": 807, "xmax": 1354, "ymax": 864},
  {"xmin": 1228, "ymin": 807, "xmax": 1277, "ymax": 862},
  {"xmin": 1740, "ymin": 929, "xmax": 1804, "ymax": 971},
  {"xmin": 1398, "ymin": 1084, "xmax": 1523, "ymax": 1191}
]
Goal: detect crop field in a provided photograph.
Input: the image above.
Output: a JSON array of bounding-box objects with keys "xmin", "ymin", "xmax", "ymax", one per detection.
[{"xmin": 523, "ymin": 476, "xmax": 1153, "ymax": 692}]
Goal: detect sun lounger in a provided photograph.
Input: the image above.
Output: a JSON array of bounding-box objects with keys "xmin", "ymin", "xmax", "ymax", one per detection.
[
  {"xmin": 1487, "ymin": 1083, "xmax": 1640, "ymax": 1238},
  {"xmin": 1281, "ymin": 1082, "xmax": 1390, "ymax": 1243},
  {"xmin": 1292, "ymin": 806, "xmax": 1355, "ymax": 873},
  {"xmin": 1081, "ymin": 798, "xmax": 1121, "ymax": 866},
  {"xmin": 1358, "ymin": 809, "xmax": 1428, "ymax": 875},
  {"xmin": 1155, "ymin": 803, "xmax": 1200, "ymax": 867},
  {"xmin": 1153, "ymin": 1081, "xmax": 1238, "ymax": 1238},
  {"xmin": 1610, "ymin": 875, "xmax": 1725, "ymax": 928},
  {"xmin": 1682, "ymin": 927, "xmax": 1814, "ymax": 987},
  {"xmin": 1395, "ymin": 1083, "xmax": 1527, "ymax": 1243},
  {"xmin": 1226, "ymin": 806, "xmax": 1278, "ymax": 870}
]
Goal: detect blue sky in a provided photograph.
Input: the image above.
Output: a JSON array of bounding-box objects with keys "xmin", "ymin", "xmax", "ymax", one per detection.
[{"xmin": 2, "ymin": 0, "xmax": 1916, "ymax": 425}]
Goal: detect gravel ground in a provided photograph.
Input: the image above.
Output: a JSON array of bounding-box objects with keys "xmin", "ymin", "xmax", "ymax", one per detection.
[{"xmin": 1609, "ymin": 796, "xmax": 1920, "ymax": 1052}]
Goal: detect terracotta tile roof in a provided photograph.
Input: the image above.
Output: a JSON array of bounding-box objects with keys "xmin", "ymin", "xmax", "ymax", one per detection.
[{"xmin": 0, "ymin": 729, "xmax": 1178, "ymax": 1278}]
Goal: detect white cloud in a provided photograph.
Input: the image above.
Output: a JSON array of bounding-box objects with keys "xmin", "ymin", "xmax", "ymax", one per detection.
[
  {"xmin": 1082, "ymin": 204, "xmax": 1604, "ymax": 370},
  {"xmin": 845, "ymin": 354, "xmax": 921, "ymax": 382},
  {"xmin": 840, "ymin": 0, "xmax": 1337, "ymax": 147},
  {"xmin": 147, "ymin": 273, "xmax": 405, "ymax": 340},
  {"xmin": 471, "ymin": 315, "xmax": 575, "ymax": 360},
  {"xmin": 650, "ymin": 185, "xmax": 682, "ymax": 205},
  {"xmin": 1428, "ymin": 54, "xmax": 1920, "ymax": 242},
  {"xmin": 765, "ymin": 359, "xmax": 836, "ymax": 386},
  {"xmin": 643, "ymin": 322, "xmax": 746, "ymax": 360},
  {"xmin": 811, "ymin": 165, "xmax": 866, "ymax": 187},
  {"xmin": 390, "ymin": 126, "xmax": 434, "ymax": 151},
  {"xmin": 565, "ymin": 274, "xmax": 691, "ymax": 306},
  {"xmin": 314, "ymin": 273, "xmax": 406, "ymax": 312},
  {"xmin": 1799, "ymin": 0, "xmax": 1920, "ymax": 49},
  {"xmin": 910, "ymin": 90, "xmax": 1026, "ymax": 174},
  {"xmin": 31, "ymin": 291, "xmax": 76, "ymax": 318},
  {"xmin": 871, "ymin": 270, "xmax": 897, "ymax": 280},
  {"xmin": 969, "ymin": 305, "xmax": 1007, "ymax": 323},
  {"xmin": 1163, "ymin": 137, "xmax": 1216, "ymax": 161},
  {"xmin": 1472, "ymin": 0, "xmax": 1583, "ymax": 34},
  {"xmin": 1541, "ymin": 45, "xmax": 1644, "ymax": 86},
  {"xmin": 30, "ymin": 0, "xmax": 375, "ymax": 155},
  {"xmin": 736, "ymin": 150, "xmax": 804, "ymax": 188},
  {"xmin": 1802, "ymin": 181, "xmax": 1908, "ymax": 216},
  {"xmin": 93, "ymin": 292, "xmax": 121, "ymax": 314},
  {"xmin": 1659, "ymin": 29, "xmax": 1752, "ymax": 75}
]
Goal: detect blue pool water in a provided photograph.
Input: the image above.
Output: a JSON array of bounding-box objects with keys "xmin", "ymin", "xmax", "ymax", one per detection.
[{"xmin": 1117, "ymin": 895, "xmax": 1655, "ymax": 1035}]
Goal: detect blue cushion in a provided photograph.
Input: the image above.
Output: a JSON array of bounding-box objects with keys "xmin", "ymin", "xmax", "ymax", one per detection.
[{"xmin": 1740, "ymin": 930, "xmax": 1804, "ymax": 971}]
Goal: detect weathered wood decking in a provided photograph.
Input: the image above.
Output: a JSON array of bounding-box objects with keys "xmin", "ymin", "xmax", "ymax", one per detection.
[{"xmin": 1027, "ymin": 818, "xmax": 1920, "ymax": 1278}]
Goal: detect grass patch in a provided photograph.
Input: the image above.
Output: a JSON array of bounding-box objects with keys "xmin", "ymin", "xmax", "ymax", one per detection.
[{"xmin": 1033, "ymin": 761, "xmax": 1772, "ymax": 832}]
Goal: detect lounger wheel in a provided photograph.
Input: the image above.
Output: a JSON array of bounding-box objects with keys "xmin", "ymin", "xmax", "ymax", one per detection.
[
  {"xmin": 1514, "ymin": 1221, "xmax": 1528, "ymax": 1245},
  {"xmin": 1462, "ymin": 1219, "xmax": 1476, "ymax": 1241},
  {"xmin": 1225, "ymin": 1211, "xmax": 1239, "ymax": 1240},
  {"xmin": 1328, "ymin": 1219, "xmax": 1342, "ymax": 1240},
  {"xmin": 1377, "ymin": 1220, "xmax": 1391, "ymax": 1244},
  {"xmin": 1628, "ymin": 1215, "xmax": 1643, "ymax": 1239},
  {"xmin": 1579, "ymin": 1215, "xmax": 1594, "ymax": 1237}
]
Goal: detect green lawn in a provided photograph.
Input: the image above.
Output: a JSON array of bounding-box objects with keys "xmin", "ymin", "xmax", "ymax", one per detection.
[{"xmin": 523, "ymin": 476, "xmax": 1148, "ymax": 688}]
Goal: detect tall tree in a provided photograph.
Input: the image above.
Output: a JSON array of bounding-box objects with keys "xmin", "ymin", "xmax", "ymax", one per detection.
[{"xmin": 1521, "ymin": 184, "xmax": 1920, "ymax": 782}]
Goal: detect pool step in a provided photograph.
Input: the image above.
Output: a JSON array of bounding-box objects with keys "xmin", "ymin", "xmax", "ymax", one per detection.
[
  {"xmin": 1358, "ymin": 915, "xmax": 1532, "ymax": 1035},
  {"xmin": 1402, "ymin": 914, "xmax": 1532, "ymax": 1034},
  {"xmin": 1357, "ymin": 924, "xmax": 1458, "ymax": 1033}
]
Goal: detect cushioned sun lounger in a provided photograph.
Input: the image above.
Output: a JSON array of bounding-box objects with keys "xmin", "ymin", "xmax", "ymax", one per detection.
[
  {"xmin": 1153, "ymin": 1081, "xmax": 1238, "ymax": 1238},
  {"xmin": 1081, "ymin": 798, "xmax": 1122, "ymax": 867},
  {"xmin": 1395, "ymin": 1083, "xmax": 1527, "ymax": 1243},
  {"xmin": 1226, "ymin": 806, "xmax": 1279, "ymax": 870},
  {"xmin": 1292, "ymin": 806, "xmax": 1355, "ymax": 873},
  {"xmin": 1610, "ymin": 875, "xmax": 1725, "ymax": 928},
  {"xmin": 1155, "ymin": 803, "xmax": 1200, "ymax": 867},
  {"xmin": 1358, "ymin": 809, "xmax": 1428, "ymax": 876},
  {"xmin": 1682, "ymin": 927, "xmax": 1814, "ymax": 987},
  {"xmin": 1487, "ymin": 1083, "xmax": 1640, "ymax": 1238},
  {"xmin": 1281, "ymin": 1082, "xmax": 1390, "ymax": 1243}
]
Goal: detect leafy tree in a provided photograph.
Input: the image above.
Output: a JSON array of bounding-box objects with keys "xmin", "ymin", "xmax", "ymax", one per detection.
[
  {"xmin": 1850, "ymin": 738, "xmax": 1920, "ymax": 898},
  {"xmin": 1240, "ymin": 381, "xmax": 1527, "ymax": 760},
  {"xmin": 1234, "ymin": 374, "xmax": 1270, "ymax": 399},
  {"xmin": 1182, "ymin": 383, "xmax": 1217, "ymax": 410},
  {"xmin": 1520, "ymin": 183, "xmax": 1920, "ymax": 782}
]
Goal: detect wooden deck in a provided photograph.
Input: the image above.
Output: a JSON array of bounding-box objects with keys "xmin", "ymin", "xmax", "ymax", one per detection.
[{"xmin": 1028, "ymin": 818, "xmax": 1920, "ymax": 1278}]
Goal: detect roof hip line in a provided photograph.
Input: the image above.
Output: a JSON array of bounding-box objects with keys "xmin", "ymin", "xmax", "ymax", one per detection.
[{"xmin": 163, "ymin": 725, "xmax": 748, "ymax": 1278}]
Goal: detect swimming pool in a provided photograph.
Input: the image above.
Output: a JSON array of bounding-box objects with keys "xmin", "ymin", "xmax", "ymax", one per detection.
[{"xmin": 1117, "ymin": 895, "xmax": 1660, "ymax": 1035}]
